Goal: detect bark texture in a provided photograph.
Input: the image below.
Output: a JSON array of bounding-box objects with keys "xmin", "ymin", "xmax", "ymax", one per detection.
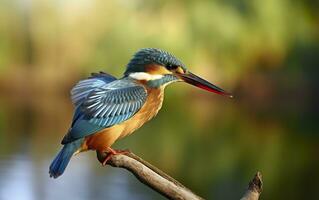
[{"xmin": 97, "ymin": 151, "xmax": 262, "ymax": 200}]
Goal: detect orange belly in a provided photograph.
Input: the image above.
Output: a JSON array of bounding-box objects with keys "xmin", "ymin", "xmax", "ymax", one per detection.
[{"xmin": 82, "ymin": 87, "xmax": 164, "ymax": 152}]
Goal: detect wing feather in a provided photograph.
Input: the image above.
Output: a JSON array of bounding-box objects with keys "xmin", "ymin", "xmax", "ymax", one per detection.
[
  {"xmin": 71, "ymin": 72, "xmax": 117, "ymax": 106},
  {"xmin": 62, "ymin": 78, "xmax": 147, "ymax": 144}
]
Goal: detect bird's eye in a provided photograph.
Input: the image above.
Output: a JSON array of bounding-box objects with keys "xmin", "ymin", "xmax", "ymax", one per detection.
[
  {"xmin": 166, "ymin": 65, "xmax": 178, "ymax": 70},
  {"xmin": 166, "ymin": 65, "xmax": 186, "ymax": 74}
]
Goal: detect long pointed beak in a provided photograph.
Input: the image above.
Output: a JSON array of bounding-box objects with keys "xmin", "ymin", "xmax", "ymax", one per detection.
[{"xmin": 179, "ymin": 72, "xmax": 233, "ymax": 98}]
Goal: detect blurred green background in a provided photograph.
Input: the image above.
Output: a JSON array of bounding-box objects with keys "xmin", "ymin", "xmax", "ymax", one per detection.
[{"xmin": 0, "ymin": 0, "xmax": 318, "ymax": 199}]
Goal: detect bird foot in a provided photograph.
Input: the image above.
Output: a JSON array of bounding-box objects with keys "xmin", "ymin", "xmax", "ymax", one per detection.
[{"xmin": 101, "ymin": 147, "xmax": 130, "ymax": 166}]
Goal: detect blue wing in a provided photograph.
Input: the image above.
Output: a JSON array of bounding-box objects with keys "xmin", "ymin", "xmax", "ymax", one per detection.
[
  {"xmin": 71, "ymin": 71, "xmax": 117, "ymax": 107},
  {"xmin": 62, "ymin": 76, "xmax": 147, "ymax": 144}
]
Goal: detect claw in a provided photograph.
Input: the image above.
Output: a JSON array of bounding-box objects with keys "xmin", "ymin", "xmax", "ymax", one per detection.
[
  {"xmin": 102, "ymin": 154, "xmax": 113, "ymax": 165},
  {"xmin": 101, "ymin": 147, "xmax": 130, "ymax": 165}
]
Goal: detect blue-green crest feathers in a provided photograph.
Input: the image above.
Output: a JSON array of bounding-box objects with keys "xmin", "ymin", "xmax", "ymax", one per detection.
[{"xmin": 125, "ymin": 48, "xmax": 187, "ymax": 75}]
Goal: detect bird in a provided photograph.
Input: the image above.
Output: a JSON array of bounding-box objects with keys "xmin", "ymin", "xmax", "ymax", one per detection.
[{"xmin": 49, "ymin": 48, "xmax": 232, "ymax": 178}]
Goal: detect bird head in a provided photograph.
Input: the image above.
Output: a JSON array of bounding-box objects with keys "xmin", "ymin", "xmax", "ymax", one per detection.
[{"xmin": 125, "ymin": 48, "xmax": 232, "ymax": 98}]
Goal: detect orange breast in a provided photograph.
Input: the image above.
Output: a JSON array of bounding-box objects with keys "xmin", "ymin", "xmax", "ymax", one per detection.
[{"xmin": 82, "ymin": 87, "xmax": 164, "ymax": 152}]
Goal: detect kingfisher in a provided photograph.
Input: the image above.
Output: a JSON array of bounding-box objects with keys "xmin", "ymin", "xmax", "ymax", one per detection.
[{"xmin": 49, "ymin": 48, "xmax": 232, "ymax": 178}]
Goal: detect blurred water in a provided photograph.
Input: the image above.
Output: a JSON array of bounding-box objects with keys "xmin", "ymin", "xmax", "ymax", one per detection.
[{"xmin": 0, "ymin": 152, "xmax": 164, "ymax": 200}]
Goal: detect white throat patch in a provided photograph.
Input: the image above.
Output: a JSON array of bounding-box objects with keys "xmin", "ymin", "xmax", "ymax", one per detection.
[{"xmin": 129, "ymin": 72, "xmax": 163, "ymax": 81}]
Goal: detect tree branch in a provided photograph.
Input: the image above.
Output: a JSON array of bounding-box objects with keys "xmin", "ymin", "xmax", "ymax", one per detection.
[
  {"xmin": 240, "ymin": 172, "xmax": 263, "ymax": 200},
  {"xmin": 97, "ymin": 151, "xmax": 203, "ymax": 200},
  {"xmin": 97, "ymin": 151, "xmax": 262, "ymax": 200}
]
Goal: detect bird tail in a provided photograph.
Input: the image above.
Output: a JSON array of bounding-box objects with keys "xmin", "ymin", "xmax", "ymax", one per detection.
[{"xmin": 49, "ymin": 139, "xmax": 83, "ymax": 178}]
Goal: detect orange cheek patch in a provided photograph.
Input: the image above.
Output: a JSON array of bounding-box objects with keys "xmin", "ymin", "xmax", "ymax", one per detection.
[{"xmin": 145, "ymin": 64, "xmax": 171, "ymax": 75}]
